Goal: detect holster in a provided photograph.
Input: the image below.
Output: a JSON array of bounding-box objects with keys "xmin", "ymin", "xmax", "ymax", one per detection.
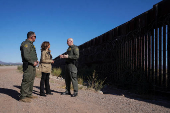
[{"xmin": 23, "ymin": 62, "xmax": 28, "ymax": 71}]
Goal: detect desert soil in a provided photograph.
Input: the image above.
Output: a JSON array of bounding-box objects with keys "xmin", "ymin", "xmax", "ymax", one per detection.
[{"xmin": 0, "ymin": 66, "xmax": 170, "ymax": 113}]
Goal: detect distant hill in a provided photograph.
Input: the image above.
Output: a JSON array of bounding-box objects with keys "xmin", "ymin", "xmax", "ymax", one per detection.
[{"xmin": 0, "ymin": 61, "xmax": 22, "ymax": 65}]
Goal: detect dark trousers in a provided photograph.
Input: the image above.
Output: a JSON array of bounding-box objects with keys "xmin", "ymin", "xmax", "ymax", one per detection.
[
  {"xmin": 20, "ymin": 65, "xmax": 35, "ymax": 99},
  {"xmin": 40, "ymin": 72, "xmax": 51, "ymax": 94}
]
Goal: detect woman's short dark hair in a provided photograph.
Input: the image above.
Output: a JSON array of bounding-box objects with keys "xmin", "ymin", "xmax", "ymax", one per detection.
[
  {"xmin": 41, "ymin": 41, "xmax": 50, "ymax": 51},
  {"xmin": 27, "ymin": 31, "xmax": 35, "ymax": 39}
]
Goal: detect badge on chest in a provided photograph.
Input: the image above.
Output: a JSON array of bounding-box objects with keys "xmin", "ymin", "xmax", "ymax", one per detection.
[{"xmin": 68, "ymin": 48, "xmax": 71, "ymax": 51}]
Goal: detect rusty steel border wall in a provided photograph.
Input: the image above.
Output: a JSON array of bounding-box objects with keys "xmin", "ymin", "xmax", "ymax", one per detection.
[{"xmin": 53, "ymin": 0, "xmax": 170, "ymax": 94}]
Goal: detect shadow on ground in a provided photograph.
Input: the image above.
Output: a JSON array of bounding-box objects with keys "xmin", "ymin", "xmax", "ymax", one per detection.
[
  {"xmin": 14, "ymin": 85, "xmax": 40, "ymax": 96},
  {"xmin": 33, "ymin": 86, "xmax": 63, "ymax": 94},
  {"xmin": 0, "ymin": 88, "xmax": 20, "ymax": 101},
  {"xmin": 101, "ymin": 86, "xmax": 170, "ymax": 109},
  {"xmin": 13, "ymin": 85, "xmax": 63, "ymax": 96}
]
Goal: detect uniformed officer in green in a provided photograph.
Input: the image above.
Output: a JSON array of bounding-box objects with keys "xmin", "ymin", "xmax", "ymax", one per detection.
[
  {"xmin": 19, "ymin": 31, "xmax": 39, "ymax": 102},
  {"xmin": 60, "ymin": 38, "xmax": 79, "ymax": 97}
]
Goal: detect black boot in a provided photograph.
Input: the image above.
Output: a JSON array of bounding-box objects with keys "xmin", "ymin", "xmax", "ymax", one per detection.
[
  {"xmin": 71, "ymin": 92, "xmax": 78, "ymax": 97},
  {"xmin": 46, "ymin": 92, "xmax": 53, "ymax": 95},
  {"xmin": 61, "ymin": 91, "xmax": 71, "ymax": 95},
  {"xmin": 40, "ymin": 93, "xmax": 46, "ymax": 97}
]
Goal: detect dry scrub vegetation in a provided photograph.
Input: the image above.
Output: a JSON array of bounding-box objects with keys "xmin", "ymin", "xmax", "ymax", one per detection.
[{"xmin": 17, "ymin": 65, "xmax": 105, "ymax": 92}]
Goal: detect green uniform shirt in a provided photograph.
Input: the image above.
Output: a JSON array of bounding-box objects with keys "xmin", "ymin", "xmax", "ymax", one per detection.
[
  {"xmin": 66, "ymin": 45, "xmax": 79, "ymax": 64},
  {"xmin": 20, "ymin": 39, "xmax": 38, "ymax": 65}
]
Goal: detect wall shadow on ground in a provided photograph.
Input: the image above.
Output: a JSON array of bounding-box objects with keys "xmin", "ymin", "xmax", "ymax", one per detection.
[
  {"xmin": 101, "ymin": 86, "xmax": 170, "ymax": 109},
  {"xmin": 0, "ymin": 88, "xmax": 20, "ymax": 101}
]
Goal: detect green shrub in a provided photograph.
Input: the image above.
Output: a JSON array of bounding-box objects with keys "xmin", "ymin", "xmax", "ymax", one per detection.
[
  {"xmin": 87, "ymin": 70, "xmax": 106, "ymax": 91},
  {"xmin": 51, "ymin": 67, "xmax": 62, "ymax": 77},
  {"xmin": 17, "ymin": 65, "xmax": 23, "ymax": 72},
  {"xmin": 78, "ymin": 76, "xmax": 84, "ymax": 85}
]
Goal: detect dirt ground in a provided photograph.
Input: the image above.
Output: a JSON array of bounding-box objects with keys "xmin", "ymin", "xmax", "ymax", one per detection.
[{"xmin": 0, "ymin": 66, "xmax": 170, "ymax": 113}]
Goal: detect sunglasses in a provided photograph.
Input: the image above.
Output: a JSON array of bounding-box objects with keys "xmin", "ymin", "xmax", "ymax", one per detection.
[{"xmin": 32, "ymin": 36, "xmax": 36, "ymax": 38}]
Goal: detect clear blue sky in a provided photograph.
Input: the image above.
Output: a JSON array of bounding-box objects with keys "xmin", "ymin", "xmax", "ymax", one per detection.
[{"xmin": 0, "ymin": 0, "xmax": 162, "ymax": 63}]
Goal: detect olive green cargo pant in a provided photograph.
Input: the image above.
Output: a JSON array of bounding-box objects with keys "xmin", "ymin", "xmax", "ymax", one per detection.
[
  {"xmin": 65, "ymin": 64, "xmax": 78, "ymax": 93},
  {"xmin": 20, "ymin": 64, "xmax": 36, "ymax": 99}
]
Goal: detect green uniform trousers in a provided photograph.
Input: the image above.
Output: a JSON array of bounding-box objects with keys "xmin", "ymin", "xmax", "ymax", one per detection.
[
  {"xmin": 65, "ymin": 64, "xmax": 78, "ymax": 93},
  {"xmin": 20, "ymin": 64, "xmax": 36, "ymax": 99}
]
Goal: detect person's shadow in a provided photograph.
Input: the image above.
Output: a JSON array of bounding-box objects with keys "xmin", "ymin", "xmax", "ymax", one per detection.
[
  {"xmin": 0, "ymin": 88, "xmax": 20, "ymax": 101},
  {"xmin": 33, "ymin": 86, "xmax": 63, "ymax": 94},
  {"xmin": 14, "ymin": 85, "xmax": 63, "ymax": 96},
  {"xmin": 0, "ymin": 85, "xmax": 63, "ymax": 101},
  {"xmin": 14, "ymin": 85, "xmax": 40, "ymax": 95}
]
